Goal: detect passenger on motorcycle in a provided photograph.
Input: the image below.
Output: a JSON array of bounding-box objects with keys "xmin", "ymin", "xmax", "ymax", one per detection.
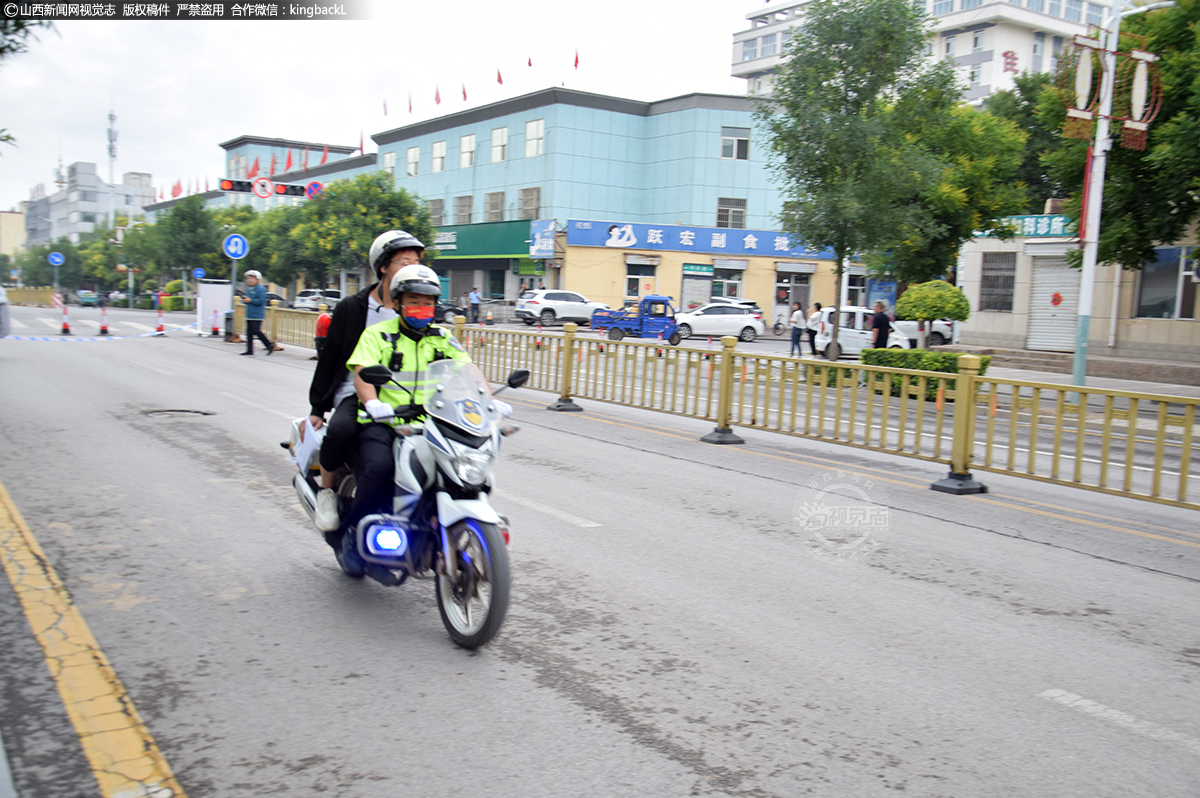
[
  {"xmin": 307, "ymin": 230, "xmax": 426, "ymax": 541},
  {"xmin": 336, "ymin": 264, "xmax": 472, "ymax": 574}
]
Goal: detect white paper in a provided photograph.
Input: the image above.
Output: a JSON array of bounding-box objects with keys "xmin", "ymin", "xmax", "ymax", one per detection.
[{"xmin": 291, "ymin": 417, "xmax": 323, "ymax": 469}]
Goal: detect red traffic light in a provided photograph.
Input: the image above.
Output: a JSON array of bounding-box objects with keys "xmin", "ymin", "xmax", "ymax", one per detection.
[
  {"xmin": 220, "ymin": 179, "xmax": 252, "ymax": 193},
  {"xmin": 274, "ymin": 183, "xmax": 306, "ymax": 197}
]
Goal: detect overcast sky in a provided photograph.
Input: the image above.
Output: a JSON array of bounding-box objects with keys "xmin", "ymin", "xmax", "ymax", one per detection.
[{"xmin": 0, "ymin": 0, "xmax": 752, "ymax": 212}]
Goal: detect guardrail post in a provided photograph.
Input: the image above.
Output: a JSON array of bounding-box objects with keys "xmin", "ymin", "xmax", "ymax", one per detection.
[
  {"xmin": 454, "ymin": 314, "xmax": 466, "ymax": 344},
  {"xmin": 267, "ymin": 299, "xmax": 280, "ymax": 344},
  {"xmin": 931, "ymin": 354, "xmax": 988, "ymax": 495},
  {"xmin": 548, "ymin": 322, "xmax": 583, "ymax": 411},
  {"xmin": 701, "ymin": 335, "xmax": 745, "ymax": 444},
  {"xmin": 232, "ymin": 302, "xmax": 246, "ymax": 343}
]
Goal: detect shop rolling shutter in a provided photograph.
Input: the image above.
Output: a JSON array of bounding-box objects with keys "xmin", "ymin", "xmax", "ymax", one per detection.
[{"xmin": 1025, "ymin": 258, "xmax": 1080, "ymax": 352}]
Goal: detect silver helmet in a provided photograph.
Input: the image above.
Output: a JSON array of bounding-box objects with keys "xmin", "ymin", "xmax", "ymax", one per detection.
[{"xmin": 368, "ymin": 230, "xmax": 426, "ymax": 276}]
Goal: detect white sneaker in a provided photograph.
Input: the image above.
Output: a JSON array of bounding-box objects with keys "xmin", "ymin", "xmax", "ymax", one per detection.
[{"xmin": 315, "ymin": 488, "xmax": 340, "ymax": 532}]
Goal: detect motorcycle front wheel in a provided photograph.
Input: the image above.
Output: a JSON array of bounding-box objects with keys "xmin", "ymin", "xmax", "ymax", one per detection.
[{"xmin": 436, "ymin": 520, "xmax": 510, "ymax": 649}]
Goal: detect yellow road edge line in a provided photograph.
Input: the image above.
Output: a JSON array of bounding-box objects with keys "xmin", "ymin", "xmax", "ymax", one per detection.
[
  {"xmin": 0, "ymin": 479, "xmax": 188, "ymax": 798},
  {"xmin": 513, "ymin": 395, "xmax": 1200, "ymax": 550}
]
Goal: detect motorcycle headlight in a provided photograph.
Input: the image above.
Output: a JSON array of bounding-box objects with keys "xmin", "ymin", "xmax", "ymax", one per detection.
[{"xmin": 451, "ymin": 451, "xmax": 493, "ymax": 486}]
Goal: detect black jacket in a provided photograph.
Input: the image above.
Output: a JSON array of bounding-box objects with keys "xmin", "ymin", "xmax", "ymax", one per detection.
[{"xmin": 308, "ymin": 282, "xmax": 385, "ymax": 417}]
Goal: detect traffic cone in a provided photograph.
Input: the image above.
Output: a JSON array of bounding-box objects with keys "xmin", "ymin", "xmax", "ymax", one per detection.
[
  {"xmin": 60, "ymin": 301, "xmax": 70, "ymax": 335},
  {"xmin": 485, "ymin": 308, "xmax": 494, "ymax": 325},
  {"xmin": 155, "ymin": 306, "xmax": 165, "ymax": 335},
  {"xmin": 656, "ymin": 331, "xmax": 663, "ymax": 358},
  {"xmin": 210, "ymin": 311, "xmax": 221, "ymax": 337},
  {"xmin": 535, "ymin": 325, "xmax": 542, "ymax": 350},
  {"xmin": 99, "ymin": 305, "xmax": 109, "ymax": 335}
]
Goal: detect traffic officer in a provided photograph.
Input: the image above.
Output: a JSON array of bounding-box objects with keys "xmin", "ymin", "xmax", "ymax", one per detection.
[{"xmin": 336, "ymin": 263, "xmax": 471, "ymax": 575}]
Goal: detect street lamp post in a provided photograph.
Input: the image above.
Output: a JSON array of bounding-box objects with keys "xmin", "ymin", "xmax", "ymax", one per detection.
[
  {"xmin": 1072, "ymin": 0, "xmax": 1173, "ymax": 388},
  {"xmin": 32, "ymin": 215, "xmax": 57, "ymax": 294}
]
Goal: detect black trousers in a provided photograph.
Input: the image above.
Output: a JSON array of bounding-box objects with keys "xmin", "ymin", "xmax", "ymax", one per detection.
[
  {"xmin": 469, "ymin": 304, "xmax": 480, "ymax": 323},
  {"xmin": 319, "ymin": 395, "xmax": 360, "ymax": 473},
  {"xmin": 245, "ymin": 318, "xmax": 271, "ymax": 353},
  {"xmin": 345, "ymin": 423, "xmax": 397, "ymax": 532},
  {"xmin": 807, "ymin": 329, "xmax": 818, "ymax": 355}
]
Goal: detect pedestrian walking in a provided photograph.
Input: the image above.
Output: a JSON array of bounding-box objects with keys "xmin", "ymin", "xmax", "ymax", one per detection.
[
  {"xmin": 788, "ymin": 302, "xmax": 806, "ymax": 357},
  {"xmin": 871, "ymin": 301, "xmax": 890, "ymax": 350},
  {"xmin": 519, "ymin": 281, "xmax": 529, "ymax": 295},
  {"xmin": 240, "ymin": 270, "xmax": 274, "ymax": 356},
  {"xmin": 468, "ymin": 286, "xmax": 482, "ymax": 323},
  {"xmin": 806, "ymin": 302, "xmax": 822, "ymax": 356}
]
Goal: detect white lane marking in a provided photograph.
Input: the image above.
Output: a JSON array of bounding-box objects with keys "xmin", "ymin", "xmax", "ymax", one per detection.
[
  {"xmin": 218, "ymin": 391, "xmax": 298, "ymax": 421},
  {"xmin": 1040, "ymin": 689, "xmax": 1200, "ymax": 756},
  {"xmin": 8, "ymin": 318, "xmax": 27, "ymax": 329},
  {"xmin": 123, "ymin": 321, "xmax": 155, "ymax": 332},
  {"xmin": 142, "ymin": 363, "xmax": 174, "ymax": 376},
  {"xmin": 37, "ymin": 317, "xmax": 61, "ymax": 329},
  {"xmin": 500, "ymin": 493, "xmax": 601, "ymax": 528}
]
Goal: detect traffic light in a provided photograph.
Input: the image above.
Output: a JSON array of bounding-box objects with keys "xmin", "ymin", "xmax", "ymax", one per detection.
[
  {"xmin": 220, "ymin": 179, "xmax": 252, "ymax": 193},
  {"xmin": 275, "ymin": 183, "xmax": 306, "ymax": 197}
]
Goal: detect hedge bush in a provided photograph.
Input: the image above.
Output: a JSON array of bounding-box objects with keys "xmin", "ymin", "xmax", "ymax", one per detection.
[
  {"xmin": 859, "ymin": 349, "xmax": 991, "ymax": 401},
  {"xmin": 164, "ymin": 279, "xmax": 184, "ymax": 294}
]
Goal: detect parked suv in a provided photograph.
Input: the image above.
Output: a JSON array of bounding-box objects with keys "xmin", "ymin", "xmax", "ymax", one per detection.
[
  {"xmin": 292, "ymin": 289, "xmax": 342, "ymax": 311},
  {"xmin": 516, "ymin": 289, "xmax": 608, "ymax": 326}
]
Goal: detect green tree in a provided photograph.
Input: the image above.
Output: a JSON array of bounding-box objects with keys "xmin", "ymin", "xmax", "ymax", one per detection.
[
  {"xmin": 79, "ymin": 226, "xmax": 121, "ymax": 291},
  {"xmin": 755, "ymin": 0, "xmax": 947, "ymax": 353},
  {"xmin": 156, "ymin": 195, "xmax": 221, "ymax": 280},
  {"xmin": 16, "ymin": 237, "xmax": 82, "ymax": 289},
  {"xmin": 291, "ymin": 172, "xmax": 437, "ymax": 286},
  {"xmin": 868, "ymin": 103, "xmax": 1028, "ymax": 284},
  {"xmin": 984, "ymin": 72, "xmax": 1062, "ymax": 214},
  {"xmin": 1040, "ymin": 1, "xmax": 1199, "ymax": 270},
  {"xmin": 1, "ymin": 20, "xmax": 52, "ymax": 150},
  {"xmin": 894, "ymin": 280, "xmax": 971, "ymax": 347},
  {"xmin": 247, "ymin": 204, "xmax": 326, "ymax": 287}
]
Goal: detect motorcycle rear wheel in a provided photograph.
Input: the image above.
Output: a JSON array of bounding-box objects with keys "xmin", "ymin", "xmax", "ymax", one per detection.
[{"xmin": 436, "ymin": 520, "xmax": 510, "ymax": 649}]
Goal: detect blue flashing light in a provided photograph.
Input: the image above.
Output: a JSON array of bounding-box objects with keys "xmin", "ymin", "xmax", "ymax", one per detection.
[{"xmin": 373, "ymin": 526, "xmax": 405, "ymax": 552}]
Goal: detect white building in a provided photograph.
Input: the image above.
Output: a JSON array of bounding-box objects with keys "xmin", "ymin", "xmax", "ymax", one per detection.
[
  {"xmin": 24, "ymin": 162, "xmax": 155, "ymax": 246},
  {"xmin": 732, "ymin": 0, "xmax": 1109, "ymax": 101}
]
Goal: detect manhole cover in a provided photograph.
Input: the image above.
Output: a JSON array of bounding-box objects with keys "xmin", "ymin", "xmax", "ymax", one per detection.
[{"xmin": 141, "ymin": 409, "xmax": 214, "ymax": 418}]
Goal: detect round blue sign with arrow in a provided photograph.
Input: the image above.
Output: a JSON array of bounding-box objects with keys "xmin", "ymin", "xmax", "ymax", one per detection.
[
  {"xmin": 222, "ymin": 233, "xmax": 249, "ymax": 260},
  {"xmin": 193, "ymin": 268, "xmax": 206, "ymax": 279},
  {"xmin": 47, "ymin": 251, "xmax": 65, "ymax": 266},
  {"xmin": 305, "ymin": 181, "xmax": 324, "ymax": 200}
]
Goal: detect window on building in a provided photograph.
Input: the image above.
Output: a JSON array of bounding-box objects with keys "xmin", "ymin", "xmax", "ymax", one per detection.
[
  {"xmin": 923, "ymin": 41, "xmax": 933, "ymax": 56},
  {"xmin": 1033, "ymin": 39, "xmax": 1044, "ymax": 56},
  {"xmin": 1065, "ymin": 0, "xmax": 1082, "ymax": 21},
  {"xmin": 720, "ymin": 127, "xmax": 750, "ymax": 160},
  {"xmin": 1051, "ymin": 36, "xmax": 1063, "ymax": 70},
  {"xmin": 713, "ymin": 269, "xmax": 744, "ymax": 298},
  {"xmin": 382, "ymin": 151, "xmax": 396, "ymax": 177},
  {"xmin": 1008, "ymin": 0, "xmax": 1021, "ymax": 7},
  {"xmin": 717, "ymin": 198, "xmax": 747, "ymax": 229},
  {"xmin": 406, "ymin": 147, "xmax": 419, "ymax": 177},
  {"xmin": 432, "ymin": 140, "xmax": 446, "ymax": 173},
  {"xmin": 1086, "ymin": 2, "xmax": 1103, "ymax": 25},
  {"xmin": 518, "ymin": 187, "xmax": 541, "ymax": 220},
  {"xmin": 782, "ymin": 28, "xmax": 793, "ymax": 47},
  {"xmin": 760, "ymin": 33, "xmax": 778, "ymax": 57},
  {"xmin": 846, "ymin": 274, "xmax": 867, "ymax": 306},
  {"xmin": 1049, "ymin": 0, "xmax": 1061, "ymax": 15},
  {"xmin": 491, "ymin": 127, "xmax": 507, "ymax": 163},
  {"xmin": 485, "ymin": 191, "xmax": 505, "ymax": 222},
  {"xmin": 963, "ymin": 0, "xmax": 982, "ymax": 9},
  {"xmin": 460, "ymin": 134, "xmax": 476, "ymax": 169},
  {"xmin": 969, "ymin": 64, "xmax": 982, "ymax": 85},
  {"xmin": 972, "ymin": 30, "xmax": 984, "ymax": 51},
  {"xmin": 932, "ymin": 0, "xmax": 952, "ymax": 14},
  {"xmin": 753, "ymin": 78, "xmax": 763, "ymax": 94},
  {"xmin": 1028, "ymin": 0, "xmax": 1044, "ymax": 11},
  {"xmin": 1137, "ymin": 247, "xmax": 1196, "ymax": 319},
  {"xmin": 626, "ymin": 264, "xmax": 656, "ymax": 298},
  {"xmin": 525, "ymin": 119, "xmax": 544, "ymax": 157},
  {"xmin": 742, "ymin": 39, "xmax": 757, "ymax": 61},
  {"xmin": 428, "ymin": 199, "xmax": 444, "ymax": 226},
  {"xmin": 980, "ymin": 253, "xmax": 1017, "ymax": 311},
  {"xmin": 454, "ymin": 195, "xmax": 472, "ymax": 225},
  {"xmin": 944, "ymin": 36, "xmax": 956, "ymax": 57}
]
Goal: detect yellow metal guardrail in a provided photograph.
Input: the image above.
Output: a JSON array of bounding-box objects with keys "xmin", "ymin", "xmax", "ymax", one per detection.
[
  {"xmin": 448, "ymin": 321, "xmax": 1199, "ymax": 511},
  {"xmin": 6, "ymin": 288, "xmax": 54, "ymax": 305}
]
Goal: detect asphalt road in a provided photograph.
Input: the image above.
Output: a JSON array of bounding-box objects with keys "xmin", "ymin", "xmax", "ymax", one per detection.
[{"xmin": 1, "ymin": 303, "xmax": 1199, "ymax": 797}]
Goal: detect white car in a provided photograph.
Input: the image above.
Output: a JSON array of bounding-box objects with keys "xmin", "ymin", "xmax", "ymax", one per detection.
[
  {"xmin": 292, "ymin": 289, "xmax": 342, "ymax": 311},
  {"xmin": 516, "ymin": 289, "xmax": 608, "ymax": 326},
  {"xmin": 675, "ymin": 303, "xmax": 765, "ymax": 342},
  {"xmin": 891, "ymin": 318, "xmax": 957, "ymax": 347},
  {"xmin": 813, "ymin": 306, "xmax": 911, "ymax": 357}
]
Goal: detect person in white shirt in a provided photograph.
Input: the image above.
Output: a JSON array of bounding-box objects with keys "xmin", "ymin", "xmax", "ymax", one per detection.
[
  {"xmin": 806, "ymin": 302, "xmax": 823, "ymax": 356},
  {"xmin": 788, "ymin": 302, "xmax": 806, "ymax": 357}
]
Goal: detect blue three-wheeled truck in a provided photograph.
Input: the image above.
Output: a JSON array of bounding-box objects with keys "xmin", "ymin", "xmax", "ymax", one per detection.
[{"xmin": 590, "ymin": 295, "xmax": 682, "ymax": 345}]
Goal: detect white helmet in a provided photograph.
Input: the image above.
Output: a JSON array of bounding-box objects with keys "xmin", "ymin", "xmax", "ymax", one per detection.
[
  {"xmin": 368, "ymin": 230, "xmax": 425, "ymax": 276},
  {"xmin": 390, "ymin": 264, "xmax": 441, "ymax": 301}
]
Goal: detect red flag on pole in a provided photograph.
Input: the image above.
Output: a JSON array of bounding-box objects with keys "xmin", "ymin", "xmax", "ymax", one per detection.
[
  {"xmin": 285, "ymin": 149, "xmax": 293, "ymax": 171},
  {"xmin": 205, "ymin": 176, "xmax": 209, "ymax": 191},
  {"xmin": 320, "ymin": 145, "xmax": 328, "ymax": 165},
  {"xmin": 359, "ymin": 132, "xmax": 364, "ymax": 155},
  {"xmin": 527, "ymin": 57, "xmax": 532, "ymax": 67},
  {"xmin": 303, "ymin": 147, "xmax": 309, "ymax": 173},
  {"xmin": 247, "ymin": 157, "xmax": 260, "ymax": 178},
  {"xmin": 462, "ymin": 83, "xmax": 467, "ymax": 101},
  {"xmin": 435, "ymin": 86, "xmax": 441, "ymax": 104},
  {"xmin": 497, "ymin": 69, "xmax": 503, "ymax": 85},
  {"xmin": 575, "ymin": 49, "xmax": 579, "ymax": 69},
  {"xmin": 383, "ymin": 98, "xmax": 388, "ymax": 116},
  {"xmin": 171, "ymin": 181, "xmax": 181, "ymax": 198},
  {"xmin": 269, "ymin": 153, "xmax": 277, "ymax": 176},
  {"xmin": 408, "ymin": 93, "xmax": 413, "ymax": 113}
]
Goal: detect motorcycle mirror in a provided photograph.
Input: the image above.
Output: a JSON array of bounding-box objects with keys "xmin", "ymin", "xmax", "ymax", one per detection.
[
  {"xmin": 507, "ymin": 369, "xmax": 531, "ymax": 389},
  {"xmin": 359, "ymin": 365, "xmax": 393, "ymax": 386}
]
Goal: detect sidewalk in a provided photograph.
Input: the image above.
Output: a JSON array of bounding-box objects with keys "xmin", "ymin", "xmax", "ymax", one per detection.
[{"xmin": 982, "ymin": 366, "xmax": 1200, "ymax": 401}]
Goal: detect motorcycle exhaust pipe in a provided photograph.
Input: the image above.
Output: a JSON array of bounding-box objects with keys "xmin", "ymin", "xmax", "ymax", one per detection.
[{"xmin": 293, "ymin": 472, "xmax": 318, "ymax": 520}]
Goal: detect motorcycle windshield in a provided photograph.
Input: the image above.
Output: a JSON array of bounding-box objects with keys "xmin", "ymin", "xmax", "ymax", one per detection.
[{"xmin": 425, "ymin": 360, "xmax": 500, "ymax": 437}]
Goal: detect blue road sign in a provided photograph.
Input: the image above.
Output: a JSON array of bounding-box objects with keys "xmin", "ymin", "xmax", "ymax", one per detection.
[
  {"xmin": 193, "ymin": 268, "xmax": 206, "ymax": 280},
  {"xmin": 222, "ymin": 234, "xmax": 249, "ymax": 260},
  {"xmin": 305, "ymin": 181, "xmax": 324, "ymax": 200},
  {"xmin": 47, "ymin": 251, "xmax": 65, "ymax": 266}
]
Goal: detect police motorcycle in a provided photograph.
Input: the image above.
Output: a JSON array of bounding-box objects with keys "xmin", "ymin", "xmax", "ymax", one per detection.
[{"xmin": 288, "ymin": 360, "xmax": 529, "ymax": 649}]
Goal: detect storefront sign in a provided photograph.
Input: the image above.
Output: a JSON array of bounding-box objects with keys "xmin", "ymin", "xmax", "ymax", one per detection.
[
  {"xmin": 529, "ymin": 220, "xmax": 556, "ymax": 258},
  {"xmin": 568, "ymin": 219, "xmax": 835, "ymax": 260},
  {"xmin": 975, "ymin": 215, "xmax": 1074, "ymax": 238},
  {"xmin": 434, "ymin": 220, "xmax": 532, "ymax": 259},
  {"xmin": 867, "ymin": 279, "xmax": 897, "ymax": 309},
  {"xmin": 513, "ymin": 259, "xmax": 546, "ymax": 276},
  {"xmin": 682, "ymin": 263, "xmax": 714, "ymax": 275}
]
